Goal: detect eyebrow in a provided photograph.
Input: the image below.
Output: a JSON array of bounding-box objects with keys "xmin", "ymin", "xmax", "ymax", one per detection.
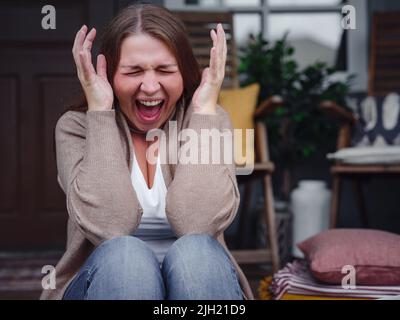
[{"xmin": 119, "ymin": 64, "xmax": 178, "ymax": 69}]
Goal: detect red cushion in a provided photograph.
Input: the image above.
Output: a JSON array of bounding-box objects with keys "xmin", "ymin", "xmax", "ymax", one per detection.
[{"xmin": 298, "ymin": 229, "xmax": 400, "ymax": 285}]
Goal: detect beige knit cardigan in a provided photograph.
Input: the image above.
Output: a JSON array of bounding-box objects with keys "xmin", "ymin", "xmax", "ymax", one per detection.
[{"xmin": 39, "ymin": 101, "xmax": 254, "ymax": 300}]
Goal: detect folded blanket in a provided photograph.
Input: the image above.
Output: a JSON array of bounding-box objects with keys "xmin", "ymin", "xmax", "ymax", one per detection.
[{"xmin": 268, "ymin": 260, "xmax": 400, "ymax": 300}]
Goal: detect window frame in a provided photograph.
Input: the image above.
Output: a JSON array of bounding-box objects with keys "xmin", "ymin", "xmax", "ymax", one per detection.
[{"xmin": 165, "ymin": 0, "xmax": 368, "ymax": 91}]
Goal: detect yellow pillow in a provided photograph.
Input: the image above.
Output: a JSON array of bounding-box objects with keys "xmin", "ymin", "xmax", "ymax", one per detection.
[{"xmin": 218, "ymin": 83, "xmax": 259, "ymax": 167}]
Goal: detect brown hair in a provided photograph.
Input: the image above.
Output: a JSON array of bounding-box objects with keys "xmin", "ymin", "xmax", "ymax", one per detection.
[{"xmin": 68, "ymin": 3, "xmax": 201, "ymax": 114}]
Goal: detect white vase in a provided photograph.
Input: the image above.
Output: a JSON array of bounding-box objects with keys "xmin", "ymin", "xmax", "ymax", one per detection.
[{"xmin": 290, "ymin": 180, "xmax": 331, "ymax": 258}]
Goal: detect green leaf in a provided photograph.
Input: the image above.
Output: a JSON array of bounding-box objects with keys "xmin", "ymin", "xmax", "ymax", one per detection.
[{"xmin": 237, "ymin": 32, "xmax": 353, "ymax": 170}]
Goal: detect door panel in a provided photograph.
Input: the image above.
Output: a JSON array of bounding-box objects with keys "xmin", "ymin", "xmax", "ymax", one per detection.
[{"xmin": 0, "ymin": 0, "xmax": 128, "ymax": 249}]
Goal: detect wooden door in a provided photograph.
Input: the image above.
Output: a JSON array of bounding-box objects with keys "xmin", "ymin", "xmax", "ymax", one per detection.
[{"xmin": 0, "ymin": 0, "xmax": 136, "ymax": 249}]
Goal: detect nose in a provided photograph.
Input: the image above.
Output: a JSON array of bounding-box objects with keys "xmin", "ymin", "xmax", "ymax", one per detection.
[{"xmin": 140, "ymin": 71, "xmax": 161, "ymax": 94}]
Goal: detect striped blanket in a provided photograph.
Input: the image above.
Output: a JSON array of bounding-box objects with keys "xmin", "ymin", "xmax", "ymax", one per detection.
[{"xmin": 270, "ymin": 260, "xmax": 400, "ymax": 300}]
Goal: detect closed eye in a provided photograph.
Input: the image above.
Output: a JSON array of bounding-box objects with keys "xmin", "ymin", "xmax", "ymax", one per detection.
[
  {"xmin": 123, "ymin": 71, "xmax": 142, "ymax": 76},
  {"xmin": 122, "ymin": 70, "xmax": 177, "ymax": 76}
]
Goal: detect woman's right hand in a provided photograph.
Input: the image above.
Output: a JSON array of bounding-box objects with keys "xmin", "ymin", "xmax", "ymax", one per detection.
[{"xmin": 72, "ymin": 25, "xmax": 114, "ymax": 111}]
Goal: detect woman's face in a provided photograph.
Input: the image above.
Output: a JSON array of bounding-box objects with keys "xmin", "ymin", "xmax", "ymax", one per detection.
[{"xmin": 114, "ymin": 33, "xmax": 184, "ymax": 132}]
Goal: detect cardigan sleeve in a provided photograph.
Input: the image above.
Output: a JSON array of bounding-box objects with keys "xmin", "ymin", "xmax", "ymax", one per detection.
[
  {"xmin": 165, "ymin": 106, "xmax": 240, "ymax": 238},
  {"xmin": 55, "ymin": 110, "xmax": 141, "ymax": 246}
]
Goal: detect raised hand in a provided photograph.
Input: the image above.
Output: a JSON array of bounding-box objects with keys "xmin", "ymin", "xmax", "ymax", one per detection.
[
  {"xmin": 72, "ymin": 25, "xmax": 114, "ymax": 111},
  {"xmin": 192, "ymin": 23, "xmax": 227, "ymax": 115}
]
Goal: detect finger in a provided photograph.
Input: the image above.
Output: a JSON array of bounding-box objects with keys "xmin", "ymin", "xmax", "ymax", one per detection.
[
  {"xmin": 216, "ymin": 24, "xmax": 224, "ymax": 52},
  {"xmin": 210, "ymin": 28, "xmax": 219, "ymax": 77},
  {"xmin": 221, "ymin": 24, "xmax": 227, "ymax": 58},
  {"xmin": 72, "ymin": 25, "xmax": 87, "ymax": 70},
  {"xmin": 221, "ymin": 26, "xmax": 227, "ymax": 76},
  {"xmin": 210, "ymin": 28, "xmax": 217, "ymax": 48},
  {"xmin": 210, "ymin": 29, "xmax": 218, "ymax": 75},
  {"xmin": 96, "ymin": 54, "xmax": 107, "ymax": 80},
  {"xmin": 83, "ymin": 27, "xmax": 96, "ymax": 51},
  {"xmin": 209, "ymin": 46, "xmax": 218, "ymax": 80},
  {"xmin": 72, "ymin": 25, "xmax": 87, "ymax": 54},
  {"xmin": 80, "ymin": 28, "xmax": 97, "ymax": 81},
  {"xmin": 79, "ymin": 46, "xmax": 96, "ymax": 82},
  {"xmin": 216, "ymin": 23, "xmax": 225, "ymax": 78}
]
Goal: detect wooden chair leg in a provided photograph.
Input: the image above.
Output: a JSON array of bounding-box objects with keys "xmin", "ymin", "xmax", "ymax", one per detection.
[
  {"xmin": 236, "ymin": 181, "xmax": 253, "ymax": 249},
  {"xmin": 263, "ymin": 175, "xmax": 280, "ymax": 272},
  {"xmin": 330, "ymin": 175, "xmax": 341, "ymax": 228},
  {"xmin": 353, "ymin": 179, "xmax": 369, "ymax": 228}
]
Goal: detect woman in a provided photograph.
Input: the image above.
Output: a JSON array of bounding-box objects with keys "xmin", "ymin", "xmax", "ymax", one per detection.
[{"xmin": 40, "ymin": 4, "xmax": 253, "ymax": 300}]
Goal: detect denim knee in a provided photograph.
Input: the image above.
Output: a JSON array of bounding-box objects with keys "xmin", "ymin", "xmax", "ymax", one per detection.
[
  {"xmin": 66, "ymin": 236, "xmax": 165, "ymax": 299},
  {"xmin": 162, "ymin": 234, "xmax": 243, "ymax": 300},
  {"xmin": 92, "ymin": 236, "xmax": 159, "ymax": 269},
  {"xmin": 163, "ymin": 234, "xmax": 226, "ymax": 261}
]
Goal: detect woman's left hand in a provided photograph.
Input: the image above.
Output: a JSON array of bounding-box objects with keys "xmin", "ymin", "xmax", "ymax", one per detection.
[{"xmin": 192, "ymin": 23, "xmax": 227, "ymax": 115}]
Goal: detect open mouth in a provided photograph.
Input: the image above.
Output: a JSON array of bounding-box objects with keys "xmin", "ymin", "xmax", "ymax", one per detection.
[{"xmin": 135, "ymin": 99, "xmax": 165, "ymax": 122}]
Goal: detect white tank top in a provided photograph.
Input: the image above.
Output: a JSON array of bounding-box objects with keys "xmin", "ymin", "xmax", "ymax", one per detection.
[
  {"xmin": 130, "ymin": 151, "xmax": 176, "ymax": 264},
  {"xmin": 131, "ymin": 151, "xmax": 167, "ymax": 220}
]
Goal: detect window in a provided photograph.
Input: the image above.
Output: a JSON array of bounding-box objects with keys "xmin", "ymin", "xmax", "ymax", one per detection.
[
  {"xmin": 269, "ymin": 0, "xmax": 340, "ymax": 6},
  {"xmin": 268, "ymin": 13, "xmax": 342, "ymax": 68},
  {"xmin": 234, "ymin": 13, "xmax": 262, "ymax": 45},
  {"xmin": 167, "ymin": 0, "xmax": 354, "ymax": 81},
  {"xmin": 267, "ymin": 0, "xmax": 343, "ymax": 68},
  {"xmin": 167, "ymin": 0, "xmax": 264, "ymax": 46},
  {"xmin": 189, "ymin": 0, "xmax": 260, "ymax": 6}
]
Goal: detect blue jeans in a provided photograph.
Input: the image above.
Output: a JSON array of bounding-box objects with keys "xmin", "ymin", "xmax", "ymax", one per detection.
[{"xmin": 62, "ymin": 234, "xmax": 243, "ymax": 300}]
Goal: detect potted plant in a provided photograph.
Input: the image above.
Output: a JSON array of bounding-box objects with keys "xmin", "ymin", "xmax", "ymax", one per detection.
[{"xmin": 238, "ymin": 33, "xmax": 353, "ymax": 200}]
